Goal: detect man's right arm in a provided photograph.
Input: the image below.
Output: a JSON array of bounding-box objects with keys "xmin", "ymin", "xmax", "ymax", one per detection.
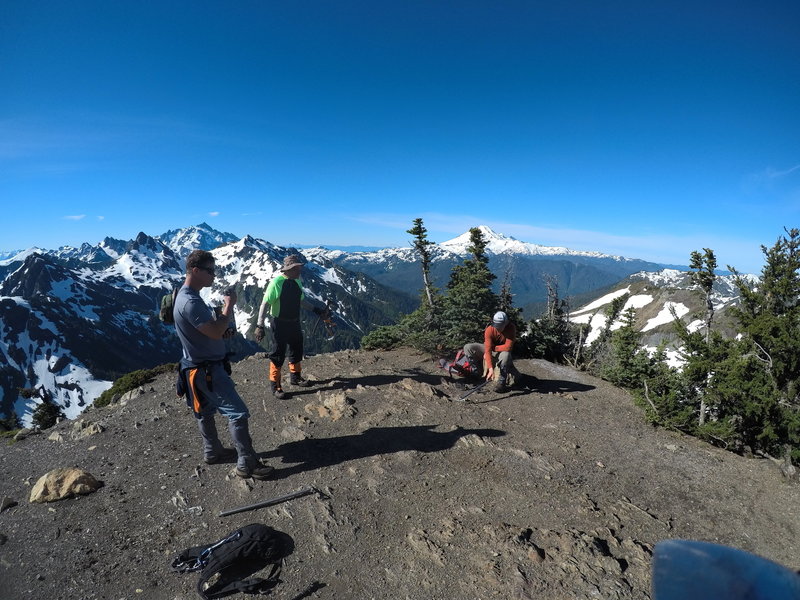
[{"xmin": 196, "ymin": 295, "xmax": 235, "ymax": 340}]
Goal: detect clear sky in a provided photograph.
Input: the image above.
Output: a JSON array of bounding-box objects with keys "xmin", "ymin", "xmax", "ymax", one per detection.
[{"xmin": 2, "ymin": 1, "xmax": 799, "ymax": 273}]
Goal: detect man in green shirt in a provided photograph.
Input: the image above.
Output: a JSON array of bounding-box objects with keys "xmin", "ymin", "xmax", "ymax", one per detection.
[{"xmin": 255, "ymin": 254, "xmax": 328, "ymax": 399}]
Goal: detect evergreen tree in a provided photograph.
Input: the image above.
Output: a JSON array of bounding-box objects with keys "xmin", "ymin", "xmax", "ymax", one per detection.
[
  {"xmin": 31, "ymin": 395, "xmax": 63, "ymax": 430},
  {"xmin": 526, "ymin": 278, "xmax": 579, "ymax": 363},
  {"xmin": 581, "ymin": 293, "xmax": 629, "ymax": 372},
  {"xmin": 689, "ymin": 248, "xmax": 717, "ymax": 342},
  {"xmin": 601, "ymin": 307, "xmax": 653, "ymax": 388},
  {"xmin": 362, "ymin": 217, "xmax": 444, "ymax": 353},
  {"xmin": 407, "ymin": 218, "xmax": 437, "ymax": 313},
  {"xmin": 728, "ymin": 228, "xmax": 800, "ymax": 458},
  {"xmin": 440, "ymin": 227, "xmax": 499, "ymax": 349},
  {"xmin": 687, "ymin": 248, "xmax": 717, "ymax": 425},
  {"xmin": 497, "ymin": 266, "xmax": 527, "ymax": 344}
]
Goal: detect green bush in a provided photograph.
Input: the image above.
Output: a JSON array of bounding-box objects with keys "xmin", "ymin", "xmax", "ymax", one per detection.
[
  {"xmin": 95, "ymin": 363, "xmax": 178, "ymax": 408},
  {"xmin": 361, "ymin": 324, "xmax": 406, "ymax": 350}
]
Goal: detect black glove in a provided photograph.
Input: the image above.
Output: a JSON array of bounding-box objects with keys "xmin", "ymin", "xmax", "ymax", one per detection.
[{"xmin": 313, "ymin": 306, "xmax": 324, "ymax": 316}]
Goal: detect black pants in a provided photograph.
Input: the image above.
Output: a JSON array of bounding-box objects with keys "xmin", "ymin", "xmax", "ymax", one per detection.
[{"xmin": 268, "ymin": 318, "xmax": 303, "ymax": 367}]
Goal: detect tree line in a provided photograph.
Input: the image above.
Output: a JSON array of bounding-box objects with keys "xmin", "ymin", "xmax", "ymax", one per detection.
[{"xmin": 363, "ymin": 220, "xmax": 800, "ymax": 467}]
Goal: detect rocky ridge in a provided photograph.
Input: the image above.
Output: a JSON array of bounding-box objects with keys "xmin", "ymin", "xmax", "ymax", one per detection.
[{"xmin": 1, "ymin": 348, "xmax": 798, "ymax": 599}]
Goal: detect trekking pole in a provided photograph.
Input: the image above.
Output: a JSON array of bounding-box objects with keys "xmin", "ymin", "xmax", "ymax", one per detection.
[
  {"xmin": 457, "ymin": 379, "xmax": 490, "ymax": 402},
  {"xmin": 311, "ymin": 299, "xmax": 336, "ymax": 341},
  {"xmin": 219, "ymin": 486, "xmax": 317, "ymax": 517}
]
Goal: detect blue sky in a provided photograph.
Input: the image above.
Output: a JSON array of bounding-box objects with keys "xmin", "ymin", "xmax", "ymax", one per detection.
[{"xmin": 2, "ymin": 1, "xmax": 799, "ymax": 273}]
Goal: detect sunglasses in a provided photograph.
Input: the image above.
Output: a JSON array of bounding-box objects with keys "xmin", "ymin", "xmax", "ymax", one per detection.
[{"xmin": 196, "ymin": 265, "xmax": 216, "ymax": 275}]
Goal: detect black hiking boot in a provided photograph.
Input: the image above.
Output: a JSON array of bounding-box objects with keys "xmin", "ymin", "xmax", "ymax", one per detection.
[
  {"xmin": 235, "ymin": 461, "xmax": 275, "ymax": 481},
  {"xmin": 204, "ymin": 447, "xmax": 237, "ymax": 465},
  {"xmin": 271, "ymin": 381, "xmax": 288, "ymax": 400},
  {"xmin": 290, "ymin": 373, "xmax": 312, "ymax": 387}
]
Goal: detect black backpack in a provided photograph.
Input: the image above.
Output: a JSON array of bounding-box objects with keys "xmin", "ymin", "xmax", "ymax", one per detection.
[
  {"xmin": 159, "ymin": 287, "xmax": 180, "ymax": 324},
  {"xmin": 172, "ymin": 523, "xmax": 294, "ymax": 599}
]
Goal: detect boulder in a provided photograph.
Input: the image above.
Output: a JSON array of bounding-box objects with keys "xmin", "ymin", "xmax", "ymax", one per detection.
[{"xmin": 29, "ymin": 468, "xmax": 103, "ymax": 503}]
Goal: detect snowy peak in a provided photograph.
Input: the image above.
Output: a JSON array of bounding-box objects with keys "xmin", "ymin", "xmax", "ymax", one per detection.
[
  {"xmin": 440, "ymin": 225, "xmax": 515, "ymax": 252},
  {"xmin": 157, "ymin": 222, "xmax": 240, "ymax": 259},
  {"xmin": 441, "ymin": 225, "xmax": 628, "ymax": 261}
]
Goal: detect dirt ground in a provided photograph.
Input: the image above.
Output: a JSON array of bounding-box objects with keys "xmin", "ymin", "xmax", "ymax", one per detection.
[{"xmin": 1, "ymin": 348, "xmax": 799, "ymax": 599}]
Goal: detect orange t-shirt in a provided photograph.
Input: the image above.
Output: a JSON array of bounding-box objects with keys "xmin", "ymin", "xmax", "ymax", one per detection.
[{"xmin": 483, "ymin": 322, "xmax": 516, "ymax": 367}]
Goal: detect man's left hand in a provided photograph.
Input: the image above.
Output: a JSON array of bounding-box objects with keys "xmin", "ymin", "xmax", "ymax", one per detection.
[{"xmin": 486, "ymin": 367, "xmax": 494, "ymax": 381}]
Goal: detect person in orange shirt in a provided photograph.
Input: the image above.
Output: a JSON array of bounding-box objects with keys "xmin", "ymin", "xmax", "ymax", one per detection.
[{"xmin": 463, "ymin": 311, "xmax": 519, "ymax": 392}]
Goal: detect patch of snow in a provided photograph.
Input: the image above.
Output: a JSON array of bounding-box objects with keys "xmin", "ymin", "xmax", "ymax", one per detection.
[
  {"xmin": 687, "ymin": 319, "xmax": 704, "ymax": 333},
  {"xmin": 625, "ymin": 294, "xmax": 654, "ymax": 310},
  {"xmin": 583, "ymin": 314, "xmax": 609, "ymax": 345},
  {"xmin": 572, "ymin": 287, "xmax": 631, "ymax": 315},
  {"xmin": 642, "ymin": 302, "xmax": 690, "ymax": 332},
  {"xmin": 643, "ymin": 346, "xmax": 687, "ymax": 369}
]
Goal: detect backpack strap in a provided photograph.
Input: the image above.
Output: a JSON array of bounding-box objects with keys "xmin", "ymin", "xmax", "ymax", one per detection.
[
  {"xmin": 171, "ymin": 530, "xmax": 242, "ymax": 573},
  {"xmin": 199, "ymin": 561, "xmax": 282, "ymax": 599}
]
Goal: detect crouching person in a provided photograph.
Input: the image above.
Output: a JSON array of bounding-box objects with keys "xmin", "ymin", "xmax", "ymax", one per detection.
[
  {"xmin": 174, "ymin": 250, "xmax": 274, "ymax": 480},
  {"xmin": 463, "ymin": 311, "xmax": 520, "ymax": 393}
]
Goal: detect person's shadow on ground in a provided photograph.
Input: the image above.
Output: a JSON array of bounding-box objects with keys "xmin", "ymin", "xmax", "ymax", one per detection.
[
  {"xmin": 286, "ymin": 368, "xmax": 449, "ymax": 398},
  {"xmin": 260, "ymin": 425, "xmax": 506, "ymax": 480},
  {"xmin": 466, "ymin": 374, "xmax": 595, "ymax": 403}
]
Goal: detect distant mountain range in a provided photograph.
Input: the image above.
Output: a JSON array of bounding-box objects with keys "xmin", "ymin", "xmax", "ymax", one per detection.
[
  {"xmin": 0, "ymin": 223, "xmax": 414, "ymax": 426},
  {"xmin": 1, "ymin": 222, "xmax": 707, "ymax": 425},
  {"xmin": 306, "ymin": 225, "xmax": 679, "ymax": 314}
]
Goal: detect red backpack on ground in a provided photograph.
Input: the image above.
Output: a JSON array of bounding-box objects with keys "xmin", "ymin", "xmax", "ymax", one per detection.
[{"xmin": 437, "ymin": 350, "xmax": 475, "ymax": 378}]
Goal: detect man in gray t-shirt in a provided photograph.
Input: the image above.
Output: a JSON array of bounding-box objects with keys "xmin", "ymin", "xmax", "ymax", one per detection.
[{"xmin": 173, "ymin": 249, "xmax": 274, "ymax": 480}]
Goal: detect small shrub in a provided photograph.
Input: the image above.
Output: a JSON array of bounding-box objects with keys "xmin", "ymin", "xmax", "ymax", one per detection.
[{"xmin": 95, "ymin": 363, "xmax": 178, "ymax": 408}]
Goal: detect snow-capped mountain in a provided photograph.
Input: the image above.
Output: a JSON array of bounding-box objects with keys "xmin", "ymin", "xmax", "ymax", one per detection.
[
  {"xmin": 157, "ymin": 222, "xmax": 240, "ymax": 260},
  {"xmin": 310, "ymin": 225, "xmax": 673, "ymax": 314},
  {"xmin": 569, "ymin": 269, "xmax": 758, "ymax": 367},
  {"xmin": 0, "ymin": 226, "xmax": 414, "ymax": 426}
]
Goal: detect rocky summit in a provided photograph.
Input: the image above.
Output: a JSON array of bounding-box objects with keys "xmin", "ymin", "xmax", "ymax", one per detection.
[{"xmin": 1, "ymin": 348, "xmax": 798, "ymax": 599}]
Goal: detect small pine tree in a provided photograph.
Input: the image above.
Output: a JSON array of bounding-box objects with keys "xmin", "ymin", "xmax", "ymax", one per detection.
[
  {"xmin": 686, "ymin": 248, "xmax": 718, "ymax": 426},
  {"xmin": 407, "ymin": 218, "xmax": 438, "ymax": 314},
  {"xmin": 526, "ymin": 278, "xmax": 578, "ymax": 363},
  {"xmin": 440, "ymin": 227, "xmax": 499, "ymax": 349},
  {"xmin": 31, "ymin": 396, "xmax": 63, "ymax": 430},
  {"xmin": 362, "ymin": 218, "xmax": 445, "ymax": 353},
  {"xmin": 601, "ymin": 307, "xmax": 653, "ymax": 388},
  {"xmin": 580, "ymin": 293, "xmax": 629, "ymax": 372}
]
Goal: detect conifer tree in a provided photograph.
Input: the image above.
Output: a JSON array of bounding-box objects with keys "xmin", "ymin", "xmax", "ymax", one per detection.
[
  {"xmin": 689, "ymin": 248, "xmax": 717, "ymax": 345},
  {"xmin": 602, "ymin": 307, "xmax": 653, "ymax": 388},
  {"xmin": 407, "ymin": 218, "xmax": 437, "ymax": 312},
  {"xmin": 440, "ymin": 227, "xmax": 499, "ymax": 349},
  {"xmin": 361, "ymin": 217, "xmax": 443, "ymax": 353},
  {"xmin": 527, "ymin": 278, "xmax": 577, "ymax": 363},
  {"xmin": 687, "ymin": 248, "xmax": 717, "ymax": 425},
  {"xmin": 729, "ymin": 228, "xmax": 800, "ymax": 456},
  {"xmin": 31, "ymin": 394, "xmax": 63, "ymax": 430}
]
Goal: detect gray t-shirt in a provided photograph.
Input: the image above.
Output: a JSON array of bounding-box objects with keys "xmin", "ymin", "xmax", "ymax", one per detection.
[{"xmin": 174, "ymin": 285, "xmax": 226, "ymax": 365}]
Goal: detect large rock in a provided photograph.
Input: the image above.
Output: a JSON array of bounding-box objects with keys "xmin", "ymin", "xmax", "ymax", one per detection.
[{"xmin": 29, "ymin": 468, "xmax": 103, "ymax": 503}]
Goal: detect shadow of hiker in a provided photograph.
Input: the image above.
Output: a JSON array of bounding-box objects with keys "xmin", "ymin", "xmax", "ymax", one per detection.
[
  {"xmin": 307, "ymin": 369, "xmax": 449, "ymax": 394},
  {"xmin": 261, "ymin": 425, "xmax": 506, "ymax": 480},
  {"xmin": 465, "ymin": 376, "xmax": 595, "ymax": 404},
  {"xmin": 530, "ymin": 377, "xmax": 595, "ymax": 394}
]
